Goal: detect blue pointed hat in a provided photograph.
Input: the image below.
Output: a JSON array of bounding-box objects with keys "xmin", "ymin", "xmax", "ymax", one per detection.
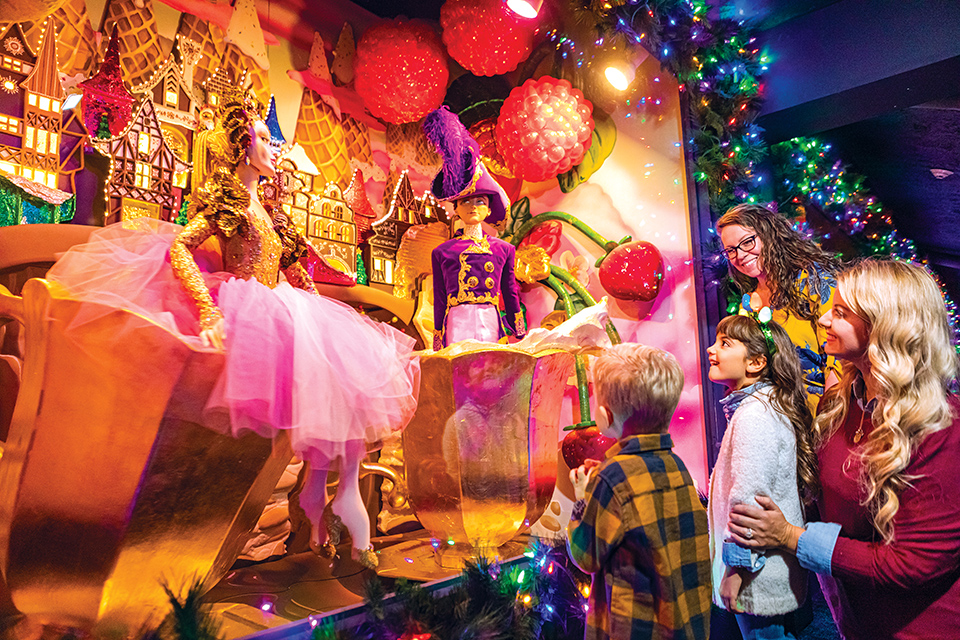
[{"xmin": 423, "ymin": 106, "xmax": 510, "ymax": 225}]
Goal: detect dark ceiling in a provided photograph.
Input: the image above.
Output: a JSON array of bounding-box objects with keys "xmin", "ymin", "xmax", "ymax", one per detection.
[{"xmin": 354, "ymin": 0, "xmax": 960, "ymax": 299}]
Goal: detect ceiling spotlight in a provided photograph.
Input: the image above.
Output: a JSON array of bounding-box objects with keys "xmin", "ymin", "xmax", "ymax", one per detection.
[
  {"xmin": 505, "ymin": 0, "xmax": 543, "ymax": 19},
  {"xmin": 605, "ymin": 63, "xmax": 636, "ymax": 91},
  {"xmin": 930, "ymin": 168, "xmax": 954, "ymax": 180}
]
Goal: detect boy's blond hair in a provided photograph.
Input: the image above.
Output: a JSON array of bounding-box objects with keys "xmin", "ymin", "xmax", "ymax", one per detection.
[{"xmin": 593, "ymin": 344, "xmax": 684, "ymax": 434}]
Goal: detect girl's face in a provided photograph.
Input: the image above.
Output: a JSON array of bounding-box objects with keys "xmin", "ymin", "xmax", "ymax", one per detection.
[
  {"xmin": 819, "ymin": 288, "xmax": 870, "ymax": 363},
  {"xmin": 246, "ymin": 121, "xmax": 276, "ymax": 178},
  {"xmin": 720, "ymin": 224, "xmax": 763, "ymax": 279},
  {"xmin": 706, "ymin": 331, "xmax": 763, "ymax": 390}
]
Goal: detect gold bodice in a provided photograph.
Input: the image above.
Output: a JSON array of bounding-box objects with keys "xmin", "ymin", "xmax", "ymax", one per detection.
[{"xmin": 170, "ymin": 209, "xmax": 316, "ymax": 329}]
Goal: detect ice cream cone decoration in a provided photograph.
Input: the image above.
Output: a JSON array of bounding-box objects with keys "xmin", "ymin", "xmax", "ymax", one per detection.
[
  {"xmin": 22, "ymin": 0, "xmax": 97, "ymax": 78},
  {"xmin": 98, "ymin": 0, "xmax": 164, "ymax": 88}
]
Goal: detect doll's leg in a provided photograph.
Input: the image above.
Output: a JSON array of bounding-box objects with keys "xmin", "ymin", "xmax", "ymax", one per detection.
[
  {"xmin": 330, "ymin": 440, "xmax": 375, "ymax": 565},
  {"xmin": 299, "ymin": 455, "xmax": 331, "ymax": 549}
]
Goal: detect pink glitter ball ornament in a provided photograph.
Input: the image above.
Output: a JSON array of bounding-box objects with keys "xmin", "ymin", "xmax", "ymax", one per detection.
[
  {"xmin": 440, "ymin": 0, "xmax": 537, "ymax": 76},
  {"xmin": 354, "ymin": 19, "xmax": 449, "ymax": 124},
  {"xmin": 495, "ymin": 76, "xmax": 595, "ymax": 183}
]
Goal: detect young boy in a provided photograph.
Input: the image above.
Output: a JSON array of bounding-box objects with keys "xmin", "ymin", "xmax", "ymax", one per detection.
[{"xmin": 568, "ymin": 344, "xmax": 712, "ymax": 640}]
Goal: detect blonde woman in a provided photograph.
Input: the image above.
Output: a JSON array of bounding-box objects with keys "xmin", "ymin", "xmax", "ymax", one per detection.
[{"xmin": 725, "ymin": 260, "xmax": 960, "ymax": 640}]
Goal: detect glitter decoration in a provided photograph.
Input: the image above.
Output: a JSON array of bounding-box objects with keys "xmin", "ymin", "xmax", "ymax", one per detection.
[
  {"xmin": 440, "ymin": 0, "xmax": 536, "ymax": 76},
  {"xmin": 495, "ymin": 76, "xmax": 595, "ymax": 183},
  {"xmin": 354, "ymin": 19, "xmax": 449, "ymax": 125}
]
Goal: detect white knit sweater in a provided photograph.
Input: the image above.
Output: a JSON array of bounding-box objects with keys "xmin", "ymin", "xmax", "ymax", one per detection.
[{"xmin": 708, "ymin": 384, "xmax": 808, "ymax": 616}]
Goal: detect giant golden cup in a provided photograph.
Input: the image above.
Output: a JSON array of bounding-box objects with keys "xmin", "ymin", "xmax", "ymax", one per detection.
[
  {"xmin": 402, "ymin": 346, "xmax": 574, "ymax": 550},
  {"xmin": 0, "ymin": 279, "xmax": 291, "ymax": 629}
]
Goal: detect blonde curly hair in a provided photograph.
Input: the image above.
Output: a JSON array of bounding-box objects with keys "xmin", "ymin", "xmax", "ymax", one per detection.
[{"xmin": 815, "ymin": 259, "xmax": 958, "ymax": 542}]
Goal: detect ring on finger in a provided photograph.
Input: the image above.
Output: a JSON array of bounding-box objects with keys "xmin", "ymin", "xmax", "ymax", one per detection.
[{"xmin": 745, "ymin": 528, "xmax": 754, "ymax": 540}]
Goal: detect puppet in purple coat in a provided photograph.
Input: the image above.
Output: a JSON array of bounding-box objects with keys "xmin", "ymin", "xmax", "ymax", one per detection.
[{"xmin": 425, "ymin": 107, "xmax": 527, "ymax": 351}]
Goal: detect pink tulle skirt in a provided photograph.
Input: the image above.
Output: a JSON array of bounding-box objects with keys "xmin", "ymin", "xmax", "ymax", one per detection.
[{"xmin": 46, "ymin": 219, "xmax": 420, "ymax": 463}]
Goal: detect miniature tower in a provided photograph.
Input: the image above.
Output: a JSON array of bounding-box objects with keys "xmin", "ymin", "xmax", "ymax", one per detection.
[
  {"xmin": 80, "ymin": 26, "xmax": 135, "ymax": 139},
  {"xmin": 19, "ymin": 21, "xmax": 65, "ymax": 189}
]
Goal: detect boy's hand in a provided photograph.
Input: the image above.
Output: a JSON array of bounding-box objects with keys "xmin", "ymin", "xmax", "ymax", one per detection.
[
  {"xmin": 570, "ymin": 463, "xmax": 596, "ymax": 502},
  {"xmin": 719, "ymin": 567, "xmax": 744, "ymax": 612}
]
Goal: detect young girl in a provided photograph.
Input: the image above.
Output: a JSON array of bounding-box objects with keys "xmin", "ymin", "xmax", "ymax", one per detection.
[{"xmin": 706, "ymin": 313, "xmax": 817, "ymax": 639}]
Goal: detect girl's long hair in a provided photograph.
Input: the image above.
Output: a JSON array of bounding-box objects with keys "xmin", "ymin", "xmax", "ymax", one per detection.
[
  {"xmin": 717, "ymin": 314, "xmax": 819, "ymax": 501},
  {"xmin": 718, "ymin": 204, "xmax": 839, "ymax": 320},
  {"xmin": 815, "ymin": 260, "xmax": 958, "ymax": 542}
]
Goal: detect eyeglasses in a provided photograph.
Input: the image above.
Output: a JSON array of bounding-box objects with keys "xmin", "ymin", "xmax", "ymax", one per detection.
[{"xmin": 722, "ymin": 234, "xmax": 758, "ymax": 260}]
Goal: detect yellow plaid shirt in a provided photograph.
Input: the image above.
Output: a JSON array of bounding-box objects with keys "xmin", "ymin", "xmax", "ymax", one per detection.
[{"xmin": 568, "ymin": 433, "xmax": 712, "ymax": 640}]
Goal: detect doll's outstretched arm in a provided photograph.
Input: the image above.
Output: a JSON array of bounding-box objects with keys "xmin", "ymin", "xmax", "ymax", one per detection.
[{"xmin": 170, "ymin": 214, "xmax": 223, "ymax": 331}]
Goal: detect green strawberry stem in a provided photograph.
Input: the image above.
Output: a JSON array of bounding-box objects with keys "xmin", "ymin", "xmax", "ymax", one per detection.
[
  {"xmin": 549, "ymin": 265, "xmax": 622, "ymax": 346},
  {"xmin": 543, "ymin": 274, "xmax": 591, "ymax": 426}
]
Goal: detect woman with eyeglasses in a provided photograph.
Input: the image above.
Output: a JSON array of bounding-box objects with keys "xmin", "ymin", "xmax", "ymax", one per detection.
[
  {"xmin": 726, "ymin": 259, "xmax": 960, "ymax": 640},
  {"xmin": 718, "ymin": 204, "xmax": 841, "ymax": 410}
]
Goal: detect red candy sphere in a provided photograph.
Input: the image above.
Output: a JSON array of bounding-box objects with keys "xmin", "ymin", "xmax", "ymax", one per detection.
[
  {"xmin": 598, "ymin": 241, "xmax": 665, "ymax": 301},
  {"xmin": 440, "ymin": 0, "xmax": 537, "ymax": 76},
  {"xmin": 354, "ymin": 19, "xmax": 449, "ymax": 124},
  {"xmin": 495, "ymin": 76, "xmax": 595, "ymax": 183},
  {"xmin": 561, "ymin": 427, "xmax": 617, "ymax": 470}
]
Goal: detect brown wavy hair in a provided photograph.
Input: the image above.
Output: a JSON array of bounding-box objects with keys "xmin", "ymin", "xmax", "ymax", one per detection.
[
  {"xmin": 717, "ymin": 314, "xmax": 819, "ymax": 502},
  {"xmin": 718, "ymin": 204, "xmax": 840, "ymax": 320},
  {"xmin": 815, "ymin": 260, "xmax": 958, "ymax": 542}
]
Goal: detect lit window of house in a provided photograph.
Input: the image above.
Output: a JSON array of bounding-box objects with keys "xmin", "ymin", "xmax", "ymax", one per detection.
[
  {"xmin": 0, "ymin": 114, "xmax": 19, "ymax": 134},
  {"xmin": 138, "ymin": 132, "xmax": 150, "ymax": 155},
  {"xmin": 135, "ymin": 162, "xmax": 151, "ymax": 189},
  {"xmin": 24, "ymin": 125, "xmax": 33, "ymax": 149},
  {"xmin": 384, "ymin": 260, "xmax": 394, "ymax": 284},
  {"xmin": 35, "ymin": 129, "xmax": 47, "ymax": 155},
  {"xmin": 51, "ymin": 100, "xmax": 60, "ymax": 113},
  {"xmin": 48, "ymin": 131, "xmax": 58, "ymax": 153},
  {"xmin": 31, "ymin": 169, "xmax": 45, "ymax": 184},
  {"xmin": 38, "ymin": 96, "xmax": 49, "ymax": 112},
  {"xmin": 2, "ymin": 57, "xmax": 22, "ymax": 72},
  {"xmin": 45, "ymin": 172, "xmax": 56, "ymax": 188},
  {"xmin": 210, "ymin": 94, "xmax": 218, "ymax": 106},
  {"xmin": 373, "ymin": 257, "xmax": 384, "ymax": 280},
  {"xmin": 27, "ymin": 93, "xmax": 36, "ymax": 106},
  {"xmin": 21, "ymin": 167, "xmax": 32, "ymax": 180},
  {"xmin": 165, "ymin": 90, "xmax": 178, "ymax": 107},
  {"xmin": 0, "ymin": 161, "xmax": 16, "ymax": 175}
]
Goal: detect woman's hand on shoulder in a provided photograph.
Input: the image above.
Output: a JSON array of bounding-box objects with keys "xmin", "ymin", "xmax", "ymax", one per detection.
[
  {"xmin": 200, "ymin": 317, "xmax": 226, "ymax": 351},
  {"xmin": 728, "ymin": 495, "xmax": 804, "ymax": 554}
]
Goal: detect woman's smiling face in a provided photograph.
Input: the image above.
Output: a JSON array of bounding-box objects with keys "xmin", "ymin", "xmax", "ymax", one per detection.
[{"xmin": 720, "ymin": 224, "xmax": 764, "ymax": 279}]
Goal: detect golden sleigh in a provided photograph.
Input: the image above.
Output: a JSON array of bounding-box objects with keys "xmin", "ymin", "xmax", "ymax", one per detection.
[{"xmin": 0, "ymin": 224, "xmax": 576, "ymax": 629}]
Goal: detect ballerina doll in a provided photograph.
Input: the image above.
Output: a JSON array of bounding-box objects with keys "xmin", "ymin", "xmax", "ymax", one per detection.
[{"xmin": 46, "ymin": 92, "xmax": 420, "ymax": 569}]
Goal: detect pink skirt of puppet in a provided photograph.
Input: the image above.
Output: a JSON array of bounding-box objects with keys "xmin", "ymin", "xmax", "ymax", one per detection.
[{"xmin": 45, "ymin": 219, "xmax": 420, "ymax": 463}]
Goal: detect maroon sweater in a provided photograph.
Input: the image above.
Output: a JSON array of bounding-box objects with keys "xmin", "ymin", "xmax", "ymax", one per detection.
[{"xmin": 817, "ymin": 396, "xmax": 960, "ymax": 640}]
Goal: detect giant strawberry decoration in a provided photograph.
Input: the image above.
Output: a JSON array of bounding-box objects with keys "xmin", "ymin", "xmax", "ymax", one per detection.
[
  {"xmin": 561, "ymin": 426, "xmax": 616, "ymax": 470},
  {"xmin": 598, "ymin": 240, "xmax": 664, "ymax": 301}
]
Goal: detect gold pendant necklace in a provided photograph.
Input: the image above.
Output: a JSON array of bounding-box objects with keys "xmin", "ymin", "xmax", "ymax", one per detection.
[{"xmin": 853, "ymin": 409, "xmax": 866, "ymax": 444}]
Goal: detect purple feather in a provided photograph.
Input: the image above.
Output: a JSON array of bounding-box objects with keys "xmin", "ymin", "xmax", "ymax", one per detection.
[{"xmin": 423, "ymin": 107, "xmax": 479, "ymax": 198}]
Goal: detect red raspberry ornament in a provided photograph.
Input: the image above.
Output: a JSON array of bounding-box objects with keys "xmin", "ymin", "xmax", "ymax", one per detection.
[
  {"xmin": 355, "ymin": 19, "xmax": 449, "ymax": 124},
  {"xmin": 495, "ymin": 76, "xmax": 595, "ymax": 183},
  {"xmin": 440, "ymin": 0, "xmax": 537, "ymax": 76},
  {"xmin": 561, "ymin": 427, "xmax": 617, "ymax": 470},
  {"xmin": 598, "ymin": 241, "xmax": 665, "ymax": 302}
]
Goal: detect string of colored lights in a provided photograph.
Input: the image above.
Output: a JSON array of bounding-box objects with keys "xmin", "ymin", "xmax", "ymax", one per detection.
[{"xmin": 567, "ymin": 0, "xmax": 959, "ymax": 343}]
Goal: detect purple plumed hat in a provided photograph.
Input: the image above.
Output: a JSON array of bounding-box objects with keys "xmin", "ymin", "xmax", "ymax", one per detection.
[{"xmin": 423, "ymin": 106, "xmax": 510, "ymax": 225}]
